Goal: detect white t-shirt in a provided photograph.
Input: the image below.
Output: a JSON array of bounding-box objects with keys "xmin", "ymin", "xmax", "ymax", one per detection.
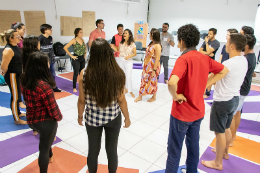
[{"xmin": 213, "ymin": 56, "xmax": 248, "ymax": 101}]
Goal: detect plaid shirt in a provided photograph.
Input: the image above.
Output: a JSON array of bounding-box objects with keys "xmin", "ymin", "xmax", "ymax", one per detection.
[{"xmin": 21, "ymin": 80, "xmax": 62, "ymax": 124}]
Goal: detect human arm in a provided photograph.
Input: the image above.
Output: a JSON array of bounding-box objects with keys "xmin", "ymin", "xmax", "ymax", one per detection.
[
  {"xmin": 117, "ymin": 91, "xmax": 131, "ymax": 128},
  {"xmin": 168, "ymin": 35, "xmax": 175, "ymax": 47},
  {"xmin": 42, "ymin": 83, "xmax": 62, "ymax": 121},
  {"xmin": 125, "ymin": 47, "xmax": 137, "ymax": 60},
  {"xmin": 88, "ymin": 39, "xmax": 93, "ymax": 48},
  {"xmin": 63, "ymin": 39, "xmax": 78, "ymax": 60},
  {"xmin": 111, "ymin": 44, "xmax": 119, "ymax": 52},
  {"xmin": 1, "ymin": 48, "xmax": 13, "ymax": 76},
  {"xmin": 168, "ymin": 75, "xmax": 187, "ymax": 104},
  {"xmin": 218, "ymin": 54, "xmax": 223, "ymax": 63},
  {"xmin": 152, "ymin": 44, "xmax": 162, "ymax": 77},
  {"xmin": 77, "ymin": 69, "xmax": 85, "ymax": 126},
  {"xmin": 206, "ymin": 66, "xmax": 229, "ymax": 88}
]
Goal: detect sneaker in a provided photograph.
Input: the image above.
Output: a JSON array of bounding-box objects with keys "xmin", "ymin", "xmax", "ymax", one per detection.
[{"xmin": 53, "ymin": 88, "xmax": 62, "ymax": 92}]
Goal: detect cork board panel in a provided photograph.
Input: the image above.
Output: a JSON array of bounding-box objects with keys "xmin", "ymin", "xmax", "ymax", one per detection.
[
  {"xmin": 24, "ymin": 11, "xmax": 46, "ymax": 35},
  {"xmin": 134, "ymin": 23, "xmax": 149, "ymax": 48},
  {"xmin": 0, "ymin": 10, "xmax": 21, "ymax": 46},
  {"xmin": 82, "ymin": 11, "xmax": 95, "ymax": 37},
  {"xmin": 60, "ymin": 16, "xmax": 82, "ymax": 36}
]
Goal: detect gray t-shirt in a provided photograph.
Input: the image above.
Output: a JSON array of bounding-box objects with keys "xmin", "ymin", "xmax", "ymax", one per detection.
[
  {"xmin": 201, "ymin": 39, "xmax": 220, "ymax": 60},
  {"xmin": 160, "ymin": 32, "xmax": 174, "ymax": 56}
]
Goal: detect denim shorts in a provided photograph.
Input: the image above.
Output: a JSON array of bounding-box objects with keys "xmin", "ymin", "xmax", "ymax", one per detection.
[
  {"xmin": 210, "ymin": 96, "xmax": 239, "ymax": 133},
  {"xmin": 236, "ymin": 95, "xmax": 246, "ymax": 112}
]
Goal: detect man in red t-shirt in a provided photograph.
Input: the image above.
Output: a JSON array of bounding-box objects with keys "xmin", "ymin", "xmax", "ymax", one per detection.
[
  {"xmin": 110, "ymin": 24, "xmax": 124, "ymax": 67},
  {"xmin": 165, "ymin": 24, "xmax": 227, "ymax": 173}
]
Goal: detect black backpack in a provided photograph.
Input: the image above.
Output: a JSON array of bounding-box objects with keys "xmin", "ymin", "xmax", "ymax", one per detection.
[{"xmin": 53, "ymin": 42, "xmax": 66, "ymax": 56}]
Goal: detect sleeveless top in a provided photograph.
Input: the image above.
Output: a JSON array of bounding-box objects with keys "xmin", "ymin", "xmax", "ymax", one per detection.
[
  {"xmin": 73, "ymin": 38, "xmax": 86, "ymax": 56},
  {"xmin": 5, "ymin": 44, "xmax": 22, "ymax": 74},
  {"xmin": 83, "ymin": 69, "xmax": 120, "ymax": 127},
  {"xmin": 114, "ymin": 34, "xmax": 122, "ymax": 57}
]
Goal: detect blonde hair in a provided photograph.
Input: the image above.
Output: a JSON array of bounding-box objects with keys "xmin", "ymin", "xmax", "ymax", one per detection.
[{"xmin": 0, "ymin": 29, "xmax": 16, "ymax": 43}]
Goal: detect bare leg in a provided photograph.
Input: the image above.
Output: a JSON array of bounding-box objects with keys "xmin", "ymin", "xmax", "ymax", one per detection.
[
  {"xmin": 73, "ymin": 88, "xmax": 77, "ymax": 93},
  {"xmin": 201, "ymin": 132, "xmax": 225, "ymax": 170},
  {"xmin": 125, "ymin": 88, "xmax": 128, "ymax": 94},
  {"xmin": 19, "ymin": 102, "xmax": 26, "ymax": 109},
  {"xmin": 147, "ymin": 94, "xmax": 156, "ymax": 102},
  {"xmin": 130, "ymin": 92, "xmax": 135, "ymax": 98},
  {"xmin": 15, "ymin": 119, "xmax": 27, "ymax": 125},
  {"xmin": 230, "ymin": 111, "xmax": 241, "ymax": 144},
  {"xmin": 134, "ymin": 95, "xmax": 142, "ymax": 103}
]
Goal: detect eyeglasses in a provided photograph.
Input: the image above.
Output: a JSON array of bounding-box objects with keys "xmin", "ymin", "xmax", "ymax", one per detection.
[{"xmin": 100, "ymin": 23, "xmax": 105, "ymax": 25}]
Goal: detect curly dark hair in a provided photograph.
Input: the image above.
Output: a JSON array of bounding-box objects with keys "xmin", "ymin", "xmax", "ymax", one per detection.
[
  {"xmin": 21, "ymin": 51, "xmax": 55, "ymax": 90},
  {"xmin": 22, "ymin": 35, "xmax": 39, "ymax": 72},
  {"xmin": 121, "ymin": 29, "xmax": 134, "ymax": 46},
  {"xmin": 84, "ymin": 38, "xmax": 125, "ymax": 108},
  {"xmin": 177, "ymin": 24, "xmax": 200, "ymax": 48}
]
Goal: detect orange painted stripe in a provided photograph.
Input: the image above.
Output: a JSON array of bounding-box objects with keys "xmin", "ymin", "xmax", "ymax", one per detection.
[
  {"xmin": 54, "ymin": 91, "xmax": 72, "ymax": 100},
  {"xmin": 251, "ymin": 85, "xmax": 260, "ymax": 92},
  {"xmin": 19, "ymin": 147, "xmax": 139, "ymax": 173},
  {"xmin": 210, "ymin": 136, "xmax": 260, "ymax": 164}
]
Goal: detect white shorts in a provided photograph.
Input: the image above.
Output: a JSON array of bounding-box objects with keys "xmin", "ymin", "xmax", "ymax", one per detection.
[{"xmin": 236, "ymin": 95, "xmax": 246, "ymax": 112}]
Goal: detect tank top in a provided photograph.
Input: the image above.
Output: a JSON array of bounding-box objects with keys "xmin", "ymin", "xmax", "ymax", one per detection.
[
  {"xmin": 73, "ymin": 38, "xmax": 86, "ymax": 56},
  {"xmin": 5, "ymin": 44, "xmax": 22, "ymax": 74}
]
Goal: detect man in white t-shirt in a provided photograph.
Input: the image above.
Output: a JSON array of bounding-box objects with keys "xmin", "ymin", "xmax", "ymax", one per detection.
[{"xmin": 201, "ymin": 33, "xmax": 248, "ymax": 171}]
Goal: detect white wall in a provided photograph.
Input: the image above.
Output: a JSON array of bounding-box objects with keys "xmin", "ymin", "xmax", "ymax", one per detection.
[
  {"xmin": 1, "ymin": 0, "xmax": 148, "ymax": 44},
  {"xmin": 149, "ymin": 0, "xmax": 259, "ymax": 42}
]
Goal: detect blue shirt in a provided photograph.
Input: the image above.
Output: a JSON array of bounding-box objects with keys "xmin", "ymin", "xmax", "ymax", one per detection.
[{"xmin": 221, "ymin": 45, "xmax": 229, "ymax": 63}]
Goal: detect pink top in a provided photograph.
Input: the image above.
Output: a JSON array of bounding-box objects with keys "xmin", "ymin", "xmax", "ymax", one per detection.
[
  {"xmin": 89, "ymin": 29, "xmax": 106, "ymax": 41},
  {"xmin": 17, "ymin": 37, "xmax": 23, "ymax": 49}
]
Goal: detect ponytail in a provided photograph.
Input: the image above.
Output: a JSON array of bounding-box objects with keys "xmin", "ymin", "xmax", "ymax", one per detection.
[{"xmin": 0, "ymin": 29, "xmax": 17, "ymax": 43}]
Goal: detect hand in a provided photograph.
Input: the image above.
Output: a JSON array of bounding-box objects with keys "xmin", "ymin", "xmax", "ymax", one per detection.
[
  {"xmin": 71, "ymin": 56, "xmax": 78, "ymax": 60},
  {"xmin": 78, "ymin": 117, "xmax": 84, "ymax": 126},
  {"xmin": 209, "ymin": 53, "xmax": 214, "ymax": 57},
  {"xmin": 124, "ymin": 56, "xmax": 129, "ymax": 60},
  {"xmin": 173, "ymin": 94, "xmax": 187, "ymax": 104},
  {"xmin": 253, "ymin": 72, "xmax": 257, "ymax": 77},
  {"xmin": 0, "ymin": 71, "xmax": 5, "ymax": 76},
  {"xmin": 167, "ymin": 38, "xmax": 171, "ymax": 43},
  {"xmin": 205, "ymin": 36, "xmax": 209, "ymax": 43},
  {"xmin": 124, "ymin": 118, "xmax": 131, "ymax": 128},
  {"xmin": 152, "ymin": 70, "xmax": 156, "ymax": 78}
]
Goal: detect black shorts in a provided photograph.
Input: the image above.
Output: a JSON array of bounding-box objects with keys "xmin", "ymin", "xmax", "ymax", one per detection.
[{"xmin": 210, "ymin": 96, "xmax": 239, "ymax": 133}]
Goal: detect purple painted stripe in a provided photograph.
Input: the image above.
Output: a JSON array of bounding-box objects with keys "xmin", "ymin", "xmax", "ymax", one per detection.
[
  {"xmin": 198, "ymin": 147, "xmax": 260, "ymax": 173},
  {"xmin": 55, "ymin": 76, "xmax": 79, "ymax": 96},
  {"xmin": 0, "ymin": 131, "xmax": 61, "ymax": 168},
  {"xmin": 237, "ymin": 119, "xmax": 260, "ymax": 136}
]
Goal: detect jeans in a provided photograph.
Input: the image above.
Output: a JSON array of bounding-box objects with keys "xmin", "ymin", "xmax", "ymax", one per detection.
[
  {"xmin": 85, "ymin": 114, "xmax": 121, "ymax": 173},
  {"xmin": 166, "ymin": 115, "xmax": 203, "ymax": 173},
  {"xmin": 49, "ymin": 62, "xmax": 56, "ymax": 81},
  {"xmin": 159, "ymin": 56, "xmax": 169, "ymax": 80},
  {"xmin": 29, "ymin": 120, "xmax": 57, "ymax": 173}
]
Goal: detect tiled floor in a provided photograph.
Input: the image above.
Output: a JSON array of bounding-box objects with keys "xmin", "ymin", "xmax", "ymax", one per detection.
[{"xmin": 0, "ymin": 62, "xmax": 260, "ymax": 173}]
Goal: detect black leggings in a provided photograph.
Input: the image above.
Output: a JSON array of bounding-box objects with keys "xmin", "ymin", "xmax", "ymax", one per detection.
[
  {"xmin": 71, "ymin": 55, "xmax": 85, "ymax": 88},
  {"xmin": 85, "ymin": 113, "xmax": 121, "ymax": 173},
  {"xmin": 4, "ymin": 72, "xmax": 22, "ymax": 121},
  {"xmin": 29, "ymin": 120, "xmax": 57, "ymax": 173}
]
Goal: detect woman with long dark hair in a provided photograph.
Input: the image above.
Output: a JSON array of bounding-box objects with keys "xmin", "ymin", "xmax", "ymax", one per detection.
[
  {"xmin": 111, "ymin": 29, "xmax": 137, "ymax": 98},
  {"xmin": 0, "ymin": 29, "xmax": 26, "ymax": 124},
  {"xmin": 22, "ymin": 35, "xmax": 40, "ymax": 136},
  {"xmin": 64, "ymin": 28, "xmax": 87, "ymax": 93},
  {"xmin": 134, "ymin": 28, "xmax": 162, "ymax": 103},
  {"xmin": 20, "ymin": 51, "xmax": 62, "ymax": 173},
  {"xmin": 77, "ymin": 38, "xmax": 131, "ymax": 173}
]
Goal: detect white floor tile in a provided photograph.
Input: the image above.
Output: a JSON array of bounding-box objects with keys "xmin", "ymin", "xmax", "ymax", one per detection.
[
  {"xmin": 157, "ymin": 90, "xmax": 172, "ymax": 100},
  {"xmin": 152, "ymin": 106, "xmax": 171, "ymax": 119},
  {"xmin": 53, "ymin": 141, "xmax": 85, "ymax": 156},
  {"xmin": 61, "ymin": 107, "xmax": 78, "ymax": 122},
  {"xmin": 199, "ymin": 131, "xmax": 215, "ymax": 146},
  {"xmin": 244, "ymin": 95, "xmax": 260, "ymax": 102},
  {"xmin": 140, "ymin": 113, "xmax": 169, "ymax": 128},
  {"xmin": 0, "ymin": 132, "xmax": 11, "ymax": 141},
  {"xmin": 154, "ymin": 151, "xmax": 167, "ymax": 169},
  {"xmin": 133, "ymin": 102, "xmax": 160, "ymax": 112},
  {"xmin": 64, "ymin": 131, "xmax": 89, "ymax": 153},
  {"xmin": 159, "ymin": 121, "xmax": 170, "ymax": 132},
  {"xmin": 6, "ymin": 129, "xmax": 31, "ymax": 137},
  {"xmin": 236, "ymin": 131, "xmax": 250, "ymax": 139},
  {"xmin": 57, "ymin": 102, "xmax": 72, "ymax": 112},
  {"xmin": 56, "ymin": 122, "xmax": 84, "ymax": 141},
  {"xmin": 128, "ymin": 107, "xmax": 149, "ymax": 120},
  {"xmin": 118, "ymin": 151, "xmax": 152, "ymax": 173},
  {"xmin": 145, "ymin": 164, "xmax": 163, "ymax": 173},
  {"xmin": 241, "ymin": 113, "xmax": 259, "ymax": 121},
  {"xmin": 152, "ymin": 97, "xmax": 171, "ymax": 106},
  {"xmin": 146, "ymin": 128, "xmax": 169, "ymax": 148},
  {"xmin": 0, "ymin": 107, "xmax": 12, "ymax": 116},
  {"xmin": 249, "ymin": 135, "xmax": 260, "ymax": 143},
  {"xmin": 118, "ymin": 130, "xmax": 143, "ymax": 150},
  {"xmin": 125, "ymin": 121, "xmax": 157, "ymax": 138},
  {"xmin": 129, "ymin": 139, "xmax": 166, "ymax": 163}
]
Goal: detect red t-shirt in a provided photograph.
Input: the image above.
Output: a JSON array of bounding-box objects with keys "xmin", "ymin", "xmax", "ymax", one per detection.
[{"xmin": 170, "ymin": 50, "xmax": 224, "ymax": 122}]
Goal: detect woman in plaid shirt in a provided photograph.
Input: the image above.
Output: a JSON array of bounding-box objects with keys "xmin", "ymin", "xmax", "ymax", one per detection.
[{"xmin": 21, "ymin": 51, "xmax": 62, "ymax": 173}]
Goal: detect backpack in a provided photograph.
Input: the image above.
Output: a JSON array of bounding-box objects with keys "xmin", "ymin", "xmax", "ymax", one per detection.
[
  {"xmin": 53, "ymin": 42, "xmax": 66, "ymax": 56},
  {"xmin": 0, "ymin": 75, "xmax": 6, "ymax": 86}
]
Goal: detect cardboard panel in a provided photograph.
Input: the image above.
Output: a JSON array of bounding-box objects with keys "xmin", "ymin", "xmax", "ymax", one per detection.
[
  {"xmin": 24, "ymin": 11, "xmax": 46, "ymax": 36},
  {"xmin": 60, "ymin": 16, "xmax": 82, "ymax": 36},
  {"xmin": 82, "ymin": 11, "xmax": 96, "ymax": 37}
]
